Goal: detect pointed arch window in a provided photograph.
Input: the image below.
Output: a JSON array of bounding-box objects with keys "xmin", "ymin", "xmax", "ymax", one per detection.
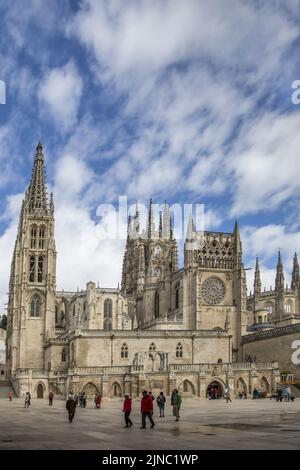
[
  {"xmin": 175, "ymin": 282, "xmax": 180, "ymax": 309},
  {"xmin": 104, "ymin": 299, "xmax": 112, "ymax": 318},
  {"xmin": 55, "ymin": 306, "xmax": 58, "ymax": 325},
  {"xmin": 29, "ymin": 256, "xmax": 35, "ymax": 282},
  {"xmin": 71, "ymin": 343, "xmax": 75, "ymax": 363},
  {"xmin": 176, "ymin": 343, "xmax": 183, "ymax": 358},
  {"xmin": 154, "ymin": 245, "xmax": 161, "ymax": 258},
  {"xmin": 37, "ymin": 256, "xmax": 44, "ymax": 283},
  {"xmin": 154, "ymin": 291, "xmax": 159, "ymax": 318},
  {"xmin": 61, "ymin": 348, "xmax": 67, "ymax": 363},
  {"xmin": 30, "ymin": 226, "xmax": 37, "ymax": 249},
  {"xmin": 73, "ymin": 304, "xmax": 76, "ymax": 317},
  {"xmin": 104, "ymin": 319, "xmax": 112, "ymax": 330},
  {"xmin": 266, "ymin": 303, "xmax": 273, "ymax": 315},
  {"xmin": 121, "ymin": 343, "xmax": 128, "ymax": 358},
  {"xmin": 284, "ymin": 301, "xmax": 293, "ymax": 314},
  {"xmin": 38, "ymin": 225, "xmax": 46, "ymax": 249},
  {"xmin": 31, "ymin": 294, "xmax": 42, "ymax": 317}
]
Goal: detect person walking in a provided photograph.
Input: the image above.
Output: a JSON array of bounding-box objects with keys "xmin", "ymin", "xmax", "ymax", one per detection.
[
  {"xmin": 8, "ymin": 391, "xmax": 13, "ymax": 402},
  {"xmin": 171, "ymin": 390, "xmax": 175, "ymax": 405},
  {"xmin": 24, "ymin": 392, "xmax": 30, "ymax": 408},
  {"xmin": 49, "ymin": 391, "xmax": 54, "ymax": 406},
  {"xmin": 82, "ymin": 392, "xmax": 87, "ymax": 408},
  {"xmin": 66, "ymin": 394, "xmax": 76, "ymax": 423},
  {"xmin": 123, "ymin": 394, "xmax": 133, "ymax": 428},
  {"xmin": 140, "ymin": 390, "xmax": 155, "ymax": 429},
  {"xmin": 156, "ymin": 391, "xmax": 166, "ymax": 418},
  {"xmin": 172, "ymin": 389, "xmax": 182, "ymax": 422},
  {"xmin": 95, "ymin": 394, "xmax": 101, "ymax": 409},
  {"xmin": 149, "ymin": 390, "xmax": 155, "ymax": 415},
  {"xmin": 283, "ymin": 386, "xmax": 289, "ymax": 402},
  {"xmin": 224, "ymin": 385, "xmax": 232, "ymax": 403}
]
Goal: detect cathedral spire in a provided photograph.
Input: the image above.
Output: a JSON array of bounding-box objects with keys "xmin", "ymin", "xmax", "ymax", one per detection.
[
  {"xmin": 159, "ymin": 211, "xmax": 162, "ymax": 238},
  {"xmin": 27, "ymin": 142, "xmax": 48, "ymax": 215},
  {"xmin": 233, "ymin": 220, "xmax": 242, "ymax": 265},
  {"xmin": 254, "ymin": 256, "xmax": 261, "ymax": 296},
  {"xmin": 291, "ymin": 252, "xmax": 299, "ymax": 290},
  {"xmin": 133, "ymin": 201, "xmax": 140, "ymax": 235},
  {"xmin": 162, "ymin": 200, "xmax": 170, "ymax": 240},
  {"xmin": 147, "ymin": 198, "xmax": 155, "ymax": 239},
  {"xmin": 275, "ymin": 251, "xmax": 284, "ymax": 291},
  {"xmin": 186, "ymin": 213, "xmax": 196, "ymax": 241}
]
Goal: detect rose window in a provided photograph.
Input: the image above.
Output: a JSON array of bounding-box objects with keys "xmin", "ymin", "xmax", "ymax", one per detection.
[{"xmin": 202, "ymin": 277, "xmax": 225, "ymax": 305}]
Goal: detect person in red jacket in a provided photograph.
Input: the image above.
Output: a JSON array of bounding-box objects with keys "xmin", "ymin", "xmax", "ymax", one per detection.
[
  {"xmin": 122, "ymin": 394, "xmax": 133, "ymax": 427},
  {"xmin": 140, "ymin": 390, "xmax": 155, "ymax": 429}
]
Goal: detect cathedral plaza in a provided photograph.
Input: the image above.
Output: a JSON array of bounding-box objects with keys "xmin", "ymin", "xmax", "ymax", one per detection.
[{"xmin": 0, "ymin": 397, "xmax": 299, "ymax": 450}]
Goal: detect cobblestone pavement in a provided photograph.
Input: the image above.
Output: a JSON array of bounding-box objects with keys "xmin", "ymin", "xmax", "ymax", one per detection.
[{"xmin": 0, "ymin": 397, "xmax": 300, "ymax": 450}]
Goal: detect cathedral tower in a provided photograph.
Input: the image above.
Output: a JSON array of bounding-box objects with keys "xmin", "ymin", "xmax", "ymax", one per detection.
[
  {"xmin": 121, "ymin": 200, "xmax": 178, "ymax": 326},
  {"xmin": 6, "ymin": 143, "xmax": 56, "ymax": 379}
]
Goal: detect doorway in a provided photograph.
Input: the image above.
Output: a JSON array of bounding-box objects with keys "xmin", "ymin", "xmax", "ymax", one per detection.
[
  {"xmin": 37, "ymin": 383, "xmax": 44, "ymax": 398},
  {"xmin": 206, "ymin": 380, "xmax": 223, "ymax": 399}
]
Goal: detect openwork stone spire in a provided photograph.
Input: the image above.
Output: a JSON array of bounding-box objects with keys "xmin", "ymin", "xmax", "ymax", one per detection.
[
  {"xmin": 254, "ymin": 256, "xmax": 262, "ymax": 295},
  {"xmin": 291, "ymin": 252, "xmax": 299, "ymax": 290},
  {"xmin": 275, "ymin": 251, "xmax": 284, "ymax": 291},
  {"xmin": 27, "ymin": 142, "xmax": 48, "ymax": 215}
]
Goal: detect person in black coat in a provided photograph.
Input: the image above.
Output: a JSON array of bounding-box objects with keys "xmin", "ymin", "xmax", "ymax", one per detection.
[{"xmin": 66, "ymin": 394, "xmax": 76, "ymax": 423}]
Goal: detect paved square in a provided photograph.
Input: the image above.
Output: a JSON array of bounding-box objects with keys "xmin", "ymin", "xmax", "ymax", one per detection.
[{"xmin": 0, "ymin": 397, "xmax": 300, "ymax": 450}]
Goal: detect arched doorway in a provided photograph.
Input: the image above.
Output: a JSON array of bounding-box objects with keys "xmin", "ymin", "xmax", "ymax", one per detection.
[
  {"xmin": 260, "ymin": 377, "xmax": 270, "ymax": 395},
  {"xmin": 179, "ymin": 379, "xmax": 196, "ymax": 396},
  {"xmin": 82, "ymin": 382, "xmax": 99, "ymax": 398},
  {"xmin": 237, "ymin": 378, "xmax": 247, "ymax": 397},
  {"xmin": 111, "ymin": 382, "xmax": 122, "ymax": 397},
  {"xmin": 206, "ymin": 380, "xmax": 224, "ymax": 399},
  {"xmin": 37, "ymin": 383, "xmax": 44, "ymax": 398}
]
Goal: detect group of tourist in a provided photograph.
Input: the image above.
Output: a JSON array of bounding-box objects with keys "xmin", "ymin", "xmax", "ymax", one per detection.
[
  {"xmin": 74, "ymin": 392, "xmax": 87, "ymax": 408},
  {"xmin": 123, "ymin": 388, "xmax": 182, "ymax": 428},
  {"xmin": 65, "ymin": 388, "xmax": 182, "ymax": 427},
  {"xmin": 270, "ymin": 386, "xmax": 295, "ymax": 402}
]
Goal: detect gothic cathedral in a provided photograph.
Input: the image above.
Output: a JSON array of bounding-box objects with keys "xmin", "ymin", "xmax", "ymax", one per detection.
[{"xmin": 6, "ymin": 144, "xmax": 282, "ymax": 399}]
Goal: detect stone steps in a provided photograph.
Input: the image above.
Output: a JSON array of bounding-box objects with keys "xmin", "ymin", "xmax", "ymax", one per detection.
[{"xmin": 0, "ymin": 380, "xmax": 16, "ymax": 399}]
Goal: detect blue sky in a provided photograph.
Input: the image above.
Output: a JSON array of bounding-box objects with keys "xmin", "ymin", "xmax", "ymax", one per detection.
[{"xmin": 1, "ymin": 0, "xmax": 300, "ymax": 312}]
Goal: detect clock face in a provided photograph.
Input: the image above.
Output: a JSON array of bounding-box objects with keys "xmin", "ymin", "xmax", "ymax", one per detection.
[{"xmin": 202, "ymin": 277, "xmax": 225, "ymax": 305}]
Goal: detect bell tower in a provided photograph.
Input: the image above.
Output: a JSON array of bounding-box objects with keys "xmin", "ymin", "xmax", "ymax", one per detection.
[{"xmin": 6, "ymin": 143, "xmax": 56, "ymax": 376}]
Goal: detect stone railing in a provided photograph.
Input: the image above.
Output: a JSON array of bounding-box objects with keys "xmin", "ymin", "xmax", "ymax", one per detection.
[
  {"xmin": 71, "ymin": 366, "xmax": 131, "ymax": 376},
  {"xmin": 130, "ymin": 365, "xmax": 144, "ymax": 372},
  {"xmin": 55, "ymin": 327, "xmax": 65, "ymax": 334},
  {"xmin": 169, "ymin": 363, "xmax": 215, "ymax": 372},
  {"xmin": 169, "ymin": 362, "xmax": 278, "ymax": 373},
  {"xmin": 32, "ymin": 369, "xmax": 49, "ymax": 378},
  {"xmin": 242, "ymin": 323, "xmax": 300, "ymax": 343},
  {"xmin": 140, "ymin": 317, "xmax": 183, "ymax": 329}
]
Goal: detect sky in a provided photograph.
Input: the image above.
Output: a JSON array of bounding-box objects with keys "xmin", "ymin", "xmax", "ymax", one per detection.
[{"xmin": 0, "ymin": 0, "xmax": 300, "ymax": 313}]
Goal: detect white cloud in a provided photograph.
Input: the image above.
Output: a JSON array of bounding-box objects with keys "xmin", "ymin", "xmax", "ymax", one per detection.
[
  {"xmin": 53, "ymin": 153, "xmax": 124, "ymax": 291},
  {"xmin": 229, "ymin": 112, "xmax": 300, "ymax": 216},
  {"xmin": 38, "ymin": 61, "xmax": 83, "ymax": 130},
  {"xmin": 66, "ymin": 0, "xmax": 299, "ymax": 214}
]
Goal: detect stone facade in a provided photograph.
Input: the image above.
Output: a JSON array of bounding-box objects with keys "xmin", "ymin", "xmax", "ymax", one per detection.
[
  {"xmin": 242, "ymin": 324, "xmax": 300, "ymax": 383},
  {"xmin": 6, "ymin": 143, "xmax": 281, "ymax": 399},
  {"xmin": 247, "ymin": 255, "xmax": 300, "ymax": 329},
  {"xmin": 0, "ymin": 326, "xmax": 6, "ymax": 379}
]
